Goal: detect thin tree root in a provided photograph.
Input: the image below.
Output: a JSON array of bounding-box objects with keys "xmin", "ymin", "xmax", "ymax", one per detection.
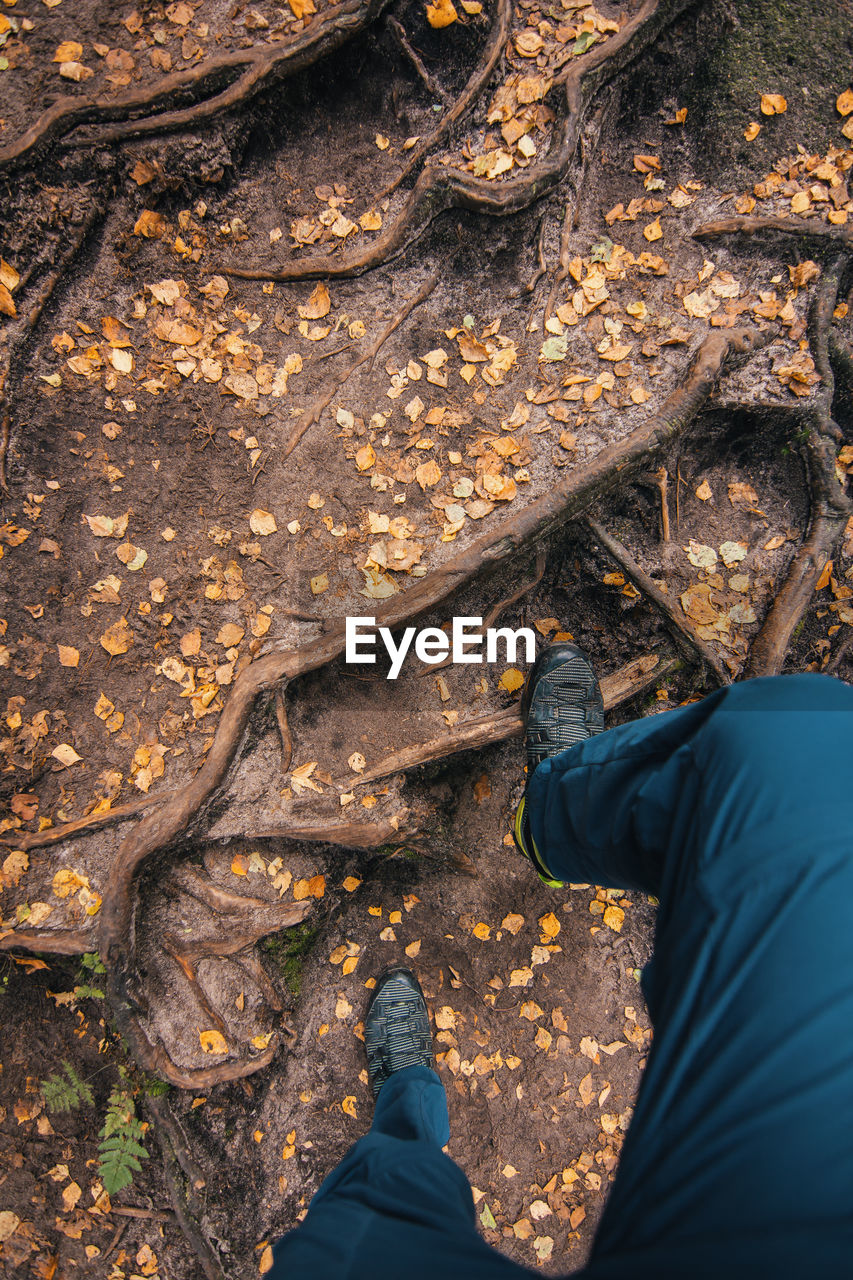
[
  {"xmin": 693, "ymin": 215, "xmax": 853, "ymax": 249},
  {"xmin": 283, "ymin": 271, "xmax": 438, "ymax": 457},
  {"xmin": 224, "ymin": 0, "xmax": 691, "ymax": 283},
  {"xmin": 374, "ymin": 0, "xmax": 512, "ymax": 205},
  {"xmin": 275, "ymin": 687, "xmax": 294, "ymax": 774},
  {"xmin": 0, "ymin": 0, "xmax": 389, "ymax": 170},
  {"xmin": 586, "ymin": 518, "xmax": 730, "ymax": 684},
  {"xmin": 346, "ymin": 652, "xmax": 679, "ymax": 789},
  {"xmin": 655, "ymin": 467, "xmax": 671, "ymax": 542},
  {"xmin": 2, "ymin": 791, "xmax": 167, "ymax": 852},
  {"xmin": 419, "ymin": 547, "xmax": 546, "ymax": 675},
  {"xmin": 387, "ymin": 16, "xmax": 448, "ymax": 103},
  {"xmin": 147, "ymin": 1094, "xmax": 226, "ymax": 1280},
  {"xmin": 744, "ymin": 256, "xmax": 852, "ymax": 677},
  {"xmin": 543, "ymin": 202, "xmax": 574, "ymax": 325},
  {"xmin": 524, "ymin": 216, "xmax": 549, "ymax": 295}
]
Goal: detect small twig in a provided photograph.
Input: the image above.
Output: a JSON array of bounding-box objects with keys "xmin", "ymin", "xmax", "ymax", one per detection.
[
  {"xmin": 311, "ymin": 342, "xmax": 353, "ymax": 363},
  {"xmin": 109, "ymin": 1206, "xmax": 176, "ymax": 1223},
  {"xmin": 275, "ymin": 686, "xmax": 294, "ymax": 773},
  {"xmin": 586, "ymin": 518, "xmax": 730, "ymax": 685},
  {"xmin": 283, "ymin": 271, "xmax": 439, "ymax": 458},
  {"xmin": 387, "ymin": 16, "xmax": 447, "ymax": 102},
  {"xmin": 656, "ymin": 467, "xmax": 670, "ymax": 541},
  {"xmin": 104, "ymin": 1219, "xmax": 130, "ymax": 1260}
]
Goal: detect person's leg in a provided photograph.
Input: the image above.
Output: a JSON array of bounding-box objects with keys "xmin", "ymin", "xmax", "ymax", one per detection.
[
  {"xmin": 270, "ymin": 985, "xmax": 532, "ymax": 1279},
  {"xmin": 526, "ymin": 672, "xmax": 853, "ymax": 1277}
]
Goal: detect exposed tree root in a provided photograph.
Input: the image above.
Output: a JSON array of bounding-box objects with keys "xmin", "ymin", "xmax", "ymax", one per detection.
[
  {"xmin": 419, "ymin": 547, "xmax": 546, "ymax": 675},
  {"xmin": 387, "ymin": 16, "xmax": 448, "ymax": 105},
  {"xmin": 544, "ymin": 202, "xmax": 574, "ymax": 325},
  {"xmin": 224, "ymin": 0, "xmax": 692, "ymax": 283},
  {"xmin": 693, "ymin": 215, "xmax": 853, "ymax": 249},
  {"xmin": 829, "ymin": 329, "xmax": 853, "ymax": 387},
  {"xmin": 0, "ymin": 0, "xmax": 389, "ymax": 170},
  {"xmin": 1, "ymin": 791, "xmax": 166, "ymax": 852},
  {"xmin": 1, "ymin": 328, "xmax": 760, "ymax": 1081},
  {"xmin": 283, "ymin": 271, "xmax": 438, "ymax": 457},
  {"xmin": 744, "ymin": 257, "xmax": 852, "ymax": 677},
  {"xmin": 275, "ymin": 687, "xmax": 294, "ymax": 774},
  {"xmin": 524, "ymin": 216, "xmax": 548, "ymax": 295},
  {"xmin": 585, "ymin": 518, "xmax": 730, "ymax": 684},
  {"xmin": 338, "ymin": 651, "xmax": 678, "ymax": 789},
  {"xmin": 375, "ymin": 0, "xmax": 512, "ymax": 205},
  {"xmin": 147, "ymin": 1094, "xmax": 227, "ymax": 1280}
]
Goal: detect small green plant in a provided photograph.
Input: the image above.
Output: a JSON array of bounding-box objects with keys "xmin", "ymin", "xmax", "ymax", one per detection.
[
  {"xmin": 73, "ymin": 952, "xmax": 106, "ymax": 1001},
  {"xmin": 98, "ymin": 1082, "xmax": 149, "ymax": 1195},
  {"xmin": 42, "ymin": 1060, "xmax": 95, "ymax": 1113},
  {"xmin": 263, "ymin": 921, "xmax": 320, "ymax": 999}
]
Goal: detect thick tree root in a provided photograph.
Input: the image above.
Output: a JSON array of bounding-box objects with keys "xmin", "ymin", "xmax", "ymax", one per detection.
[
  {"xmin": 337, "ymin": 651, "xmax": 678, "ymax": 789},
  {"xmin": 586, "ymin": 518, "xmax": 730, "ymax": 684},
  {"xmin": 693, "ymin": 215, "xmax": 853, "ymax": 250},
  {"xmin": 0, "ymin": 0, "xmax": 389, "ymax": 170},
  {"xmin": 224, "ymin": 0, "xmax": 692, "ymax": 283},
  {"xmin": 744, "ymin": 257, "xmax": 852, "ymax": 677},
  {"xmin": 2, "ymin": 329, "xmax": 761, "ymax": 1081},
  {"xmin": 283, "ymin": 271, "xmax": 439, "ymax": 457}
]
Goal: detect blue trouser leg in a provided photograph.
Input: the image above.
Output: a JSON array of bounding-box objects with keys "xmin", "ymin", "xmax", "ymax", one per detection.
[
  {"xmin": 272, "ymin": 674, "xmax": 853, "ymax": 1278},
  {"xmin": 270, "ymin": 1064, "xmax": 531, "ymax": 1278},
  {"xmin": 528, "ymin": 672, "xmax": 853, "ymax": 1277}
]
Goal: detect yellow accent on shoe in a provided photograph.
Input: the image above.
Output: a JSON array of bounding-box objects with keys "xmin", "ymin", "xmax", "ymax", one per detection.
[{"xmin": 512, "ymin": 796, "xmax": 565, "ymax": 889}]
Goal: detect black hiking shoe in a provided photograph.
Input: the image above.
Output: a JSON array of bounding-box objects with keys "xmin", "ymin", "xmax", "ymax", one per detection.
[
  {"xmin": 513, "ymin": 642, "xmax": 604, "ymax": 886},
  {"xmin": 364, "ymin": 966, "xmax": 434, "ymax": 1098}
]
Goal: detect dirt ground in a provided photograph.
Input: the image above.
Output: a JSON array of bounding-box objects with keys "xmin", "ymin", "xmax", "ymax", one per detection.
[{"xmin": 1, "ymin": 0, "xmax": 852, "ymax": 1276}]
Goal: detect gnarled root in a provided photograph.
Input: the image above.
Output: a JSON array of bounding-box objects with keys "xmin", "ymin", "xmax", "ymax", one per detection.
[
  {"xmin": 223, "ymin": 0, "xmax": 693, "ymax": 283},
  {"xmin": 0, "ymin": 0, "xmax": 390, "ymax": 170},
  {"xmin": 744, "ymin": 256, "xmax": 852, "ymax": 677}
]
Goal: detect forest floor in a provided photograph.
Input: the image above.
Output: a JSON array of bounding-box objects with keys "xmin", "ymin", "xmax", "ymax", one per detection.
[{"xmin": 1, "ymin": 0, "xmax": 852, "ymax": 1276}]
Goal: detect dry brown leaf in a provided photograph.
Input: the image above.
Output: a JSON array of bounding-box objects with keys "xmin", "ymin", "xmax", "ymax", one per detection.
[
  {"xmin": 760, "ymin": 93, "xmax": 787, "ymax": 115},
  {"xmin": 426, "ymin": 0, "xmax": 458, "ymax": 27},
  {"xmin": 100, "ymin": 617, "xmax": 133, "ymax": 656},
  {"xmin": 199, "ymin": 1029, "xmax": 228, "ymax": 1055},
  {"xmin": 298, "ymin": 283, "xmax": 331, "ymax": 320}
]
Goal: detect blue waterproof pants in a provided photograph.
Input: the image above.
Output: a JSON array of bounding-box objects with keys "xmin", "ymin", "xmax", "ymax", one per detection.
[{"xmin": 271, "ymin": 674, "xmax": 853, "ymax": 1278}]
